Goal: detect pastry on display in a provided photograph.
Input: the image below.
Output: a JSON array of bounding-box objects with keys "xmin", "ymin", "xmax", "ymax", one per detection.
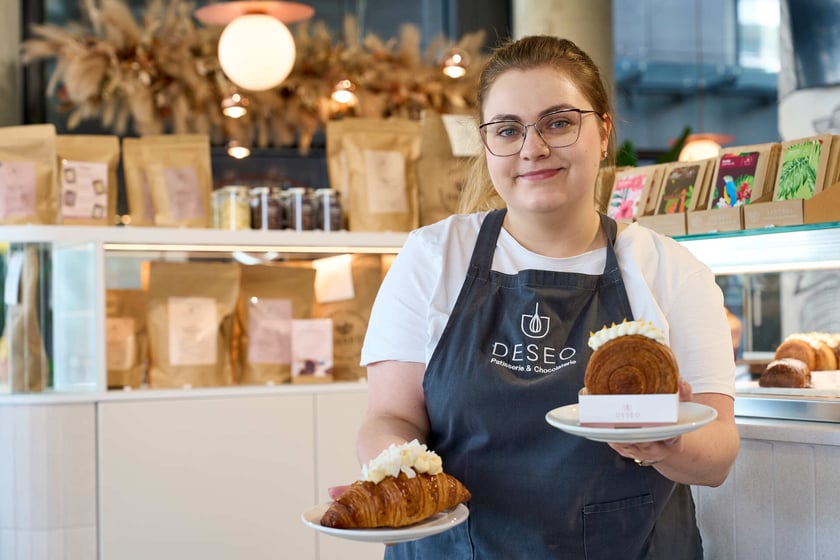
[
  {"xmin": 320, "ymin": 440, "xmax": 471, "ymax": 529},
  {"xmin": 584, "ymin": 319, "xmax": 679, "ymax": 395},
  {"xmin": 759, "ymin": 357, "xmax": 812, "ymax": 388},
  {"xmin": 774, "ymin": 333, "xmax": 839, "ymax": 371}
]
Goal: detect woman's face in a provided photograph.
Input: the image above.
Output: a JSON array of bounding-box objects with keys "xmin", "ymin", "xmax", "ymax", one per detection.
[{"xmin": 481, "ymin": 66, "xmax": 610, "ymax": 216}]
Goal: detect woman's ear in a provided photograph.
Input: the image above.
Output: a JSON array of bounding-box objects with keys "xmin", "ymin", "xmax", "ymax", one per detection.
[{"xmin": 601, "ymin": 113, "xmax": 613, "ymax": 153}]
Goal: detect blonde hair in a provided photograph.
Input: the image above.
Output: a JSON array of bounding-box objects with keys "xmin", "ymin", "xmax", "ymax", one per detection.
[{"xmin": 458, "ymin": 35, "xmax": 616, "ymax": 214}]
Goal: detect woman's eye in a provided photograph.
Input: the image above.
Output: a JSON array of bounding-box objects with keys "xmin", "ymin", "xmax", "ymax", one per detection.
[
  {"xmin": 544, "ymin": 117, "xmax": 572, "ymax": 130},
  {"xmin": 496, "ymin": 124, "xmax": 523, "ymax": 138}
]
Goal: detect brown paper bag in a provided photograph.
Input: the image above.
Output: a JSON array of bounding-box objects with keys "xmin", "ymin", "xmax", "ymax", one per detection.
[
  {"xmin": 144, "ymin": 134, "xmax": 213, "ymax": 228},
  {"xmin": 106, "ymin": 289, "xmax": 148, "ymax": 389},
  {"xmin": 122, "ymin": 137, "xmax": 156, "ymax": 226},
  {"xmin": 146, "ymin": 261, "xmax": 240, "ymax": 388},
  {"xmin": 0, "ymin": 124, "xmax": 59, "ymax": 225},
  {"xmin": 2, "ymin": 246, "xmax": 50, "ymax": 392},
  {"xmin": 338, "ymin": 118, "xmax": 422, "ymax": 232},
  {"xmin": 308, "ymin": 254, "xmax": 383, "ymax": 381},
  {"xmin": 235, "ymin": 264, "xmax": 316, "ymax": 385},
  {"xmin": 57, "ymin": 134, "xmax": 120, "ymax": 226}
]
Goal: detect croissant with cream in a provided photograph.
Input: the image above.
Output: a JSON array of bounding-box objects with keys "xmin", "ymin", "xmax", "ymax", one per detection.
[
  {"xmin": 320, "ymin": 471, "xmax": 471, "ymax": 529},
  {"xmin": 585, "ymin": 321, "xmax": 679, "ymax": 395}
]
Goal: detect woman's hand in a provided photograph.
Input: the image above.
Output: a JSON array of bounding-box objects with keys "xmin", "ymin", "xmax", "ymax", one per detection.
[
  {"xmin": 327, "ymin": 485, "xmax": 349, "ymax": 501},
  {"xmin": 607, "ymin": 378, "xmax": 692, "ymax": 466},
  {"xmin": 609, "ymin": 435, "xmax": 684, "ymax": 467}
]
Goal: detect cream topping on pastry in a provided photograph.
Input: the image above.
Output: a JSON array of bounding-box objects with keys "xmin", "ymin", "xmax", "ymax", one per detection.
[
  {"xmin": 588, "ymin": 319, "xmax": 666, "ymax": 351},
  {"xmin": 361, "ymin": 439, "xmax": 443, "ymax": 483},
  {"xmin": 786, "ymin": 333, "xmax": 823, "ymax": 350}
]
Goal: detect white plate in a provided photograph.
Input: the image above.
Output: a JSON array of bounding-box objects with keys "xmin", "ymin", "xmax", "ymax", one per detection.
[
  {"xmin": 545, "ymin": 402, "xmax": 718, "ymax": 443},
  {"xmin": 301, "ymin": 502, "xmax": 469, "ymax": 544}
]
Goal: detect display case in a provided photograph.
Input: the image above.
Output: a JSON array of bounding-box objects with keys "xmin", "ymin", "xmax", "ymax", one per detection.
[
  {"xmin": 0, "ymin": 225, "xmax": 405, "ymax": 395},
  {"xmin": 2, "ymin": 221, "xmax": 840, "ymax": 420},
  {"xmin": 676, "ymin": 220, "xmax": 840, "ymax": 423}
]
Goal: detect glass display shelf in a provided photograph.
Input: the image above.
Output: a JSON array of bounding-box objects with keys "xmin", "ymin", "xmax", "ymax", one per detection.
[
  {"xmin": 3, "ymin": 222, "xmax": 840, "ymax": 422},
  {"xmin": 675, "ymin": 221, "xmax": 840, "ymax": 274}
]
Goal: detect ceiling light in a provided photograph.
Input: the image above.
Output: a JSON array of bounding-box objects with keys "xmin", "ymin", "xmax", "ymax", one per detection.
[
  {"xmin": 226, "ymin": 139, "xmax": 251, "ymax": 159},
  {"xmin": 221, "ymin": 92, "xmax": 249, "ymax": 118},
  {"xmin": 442, "ymin": 49, "xmax": 468, "ymax": 79},
  {"xmin": 195, "ymin": 1, "xmax": 314, "ymax": 92}
]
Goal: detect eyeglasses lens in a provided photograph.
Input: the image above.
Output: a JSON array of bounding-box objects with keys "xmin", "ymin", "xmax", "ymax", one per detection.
[{"xmin": 480, "ymin": 110, "xmax": 584, "ymax": 157}]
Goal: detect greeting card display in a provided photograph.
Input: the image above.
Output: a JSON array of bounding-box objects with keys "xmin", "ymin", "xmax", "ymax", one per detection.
[
  {"xmin": 606, "ymin": 166, "xmax": 658, "ymax": 221},
  {"xmin": 707, "ymin": 152, "xmax": 758, "ymax": 208},
  {"xmin": 774, "ymin": 134, "xmax": 833, "ymax": 201},
  {"xmin": 655, "ymin": 161, "xmax": 709, "ymax": 215},
  {"xmin": 707, "ymin": 143, "xmax": 780, "ymax": 209}
]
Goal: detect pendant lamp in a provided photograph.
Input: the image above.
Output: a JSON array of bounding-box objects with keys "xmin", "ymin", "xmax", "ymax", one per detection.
[{"xmin": 195, "ymin": 1, "xmax": 314, "ymax": 91}]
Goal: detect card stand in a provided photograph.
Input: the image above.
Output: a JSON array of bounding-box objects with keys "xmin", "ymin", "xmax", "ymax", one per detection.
[
  {"xmin": 744, "ymin": 181, "xmax": 840, "ymax": 229},
  {"xmin": 686, "ymin": 206, "xmax": 744, "ymax": 235},
  {"xmin": 637, "ymin": 213, "xmax": 687, "ymax": 236}
]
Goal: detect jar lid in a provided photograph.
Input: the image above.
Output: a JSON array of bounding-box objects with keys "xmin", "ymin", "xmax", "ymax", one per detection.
[
  {"xmin": 250, "ymin": 185, "xmax": 283, "ymax": 195},
  {"xmin": 217, "ymin": 185, "xmax": 251, "ymax": 195}
]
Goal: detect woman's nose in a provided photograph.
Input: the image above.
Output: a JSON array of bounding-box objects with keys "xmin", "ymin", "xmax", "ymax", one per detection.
[{"xmin": 519, "ymin": 125, "xmax": 550, "ymax": 158}]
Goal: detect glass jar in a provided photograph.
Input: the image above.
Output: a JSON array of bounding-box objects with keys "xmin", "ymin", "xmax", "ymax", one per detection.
[
  {"xmin": 249, "ymin": 186, "xmax": 284, "ymax": 230},
  {"xmin": 283, "ymin": 187, "xmax": 314, "ymax": 231},
  {"xmin": 212, "ymin": 186, "xmax": 251, "ymax": 230},
  {"xmin": 314, "ymin": 188, "xmax": 342, "ymax": 231}
]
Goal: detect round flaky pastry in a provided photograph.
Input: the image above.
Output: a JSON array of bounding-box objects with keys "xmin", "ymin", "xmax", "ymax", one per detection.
[{"xmin": 584, "ymin": 334, "xmax": 679, "ymax": 394}]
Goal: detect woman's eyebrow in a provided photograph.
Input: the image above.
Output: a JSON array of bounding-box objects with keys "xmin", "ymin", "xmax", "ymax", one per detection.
[{"xmin": 484, "ymin": 104, "xmax": 577, "ymax": 122}]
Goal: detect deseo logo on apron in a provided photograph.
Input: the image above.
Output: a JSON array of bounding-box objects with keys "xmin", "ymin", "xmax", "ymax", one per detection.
[{"xmin": 489, "ymin": 302, "xmax": 578, "ymax": 376}]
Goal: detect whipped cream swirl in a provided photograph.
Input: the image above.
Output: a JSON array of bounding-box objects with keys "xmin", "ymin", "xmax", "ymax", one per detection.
[
  {"xmin": 361, "ymin": 439, "xmax": 443, "ymax": 484},
  {"xmin": 588, "ymin": 319, "xmax": 666, "ymax": 351}
]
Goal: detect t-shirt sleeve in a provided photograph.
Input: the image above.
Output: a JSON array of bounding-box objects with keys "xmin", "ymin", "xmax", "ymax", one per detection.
[
  {"xmin": 360, "ymin": 230, "xmax": 438, "ymax": 366},
  {"xmin": 656, "ymin": 243, "xmax": 737, "ymax": 398},
  {"xmin": 619, "ymin": 226, "xmax": 737, "ymax": 398}
]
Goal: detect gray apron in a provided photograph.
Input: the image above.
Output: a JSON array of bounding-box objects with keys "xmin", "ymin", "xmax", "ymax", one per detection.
[{"xmin": 385, "ymin": 209, "xmax": 702, "ymax": 559}]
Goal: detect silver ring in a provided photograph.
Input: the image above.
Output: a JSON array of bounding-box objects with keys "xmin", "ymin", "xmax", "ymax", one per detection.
[{"xmin": 634, "ymin": 458, "xmax": 659, "ymax": 467}]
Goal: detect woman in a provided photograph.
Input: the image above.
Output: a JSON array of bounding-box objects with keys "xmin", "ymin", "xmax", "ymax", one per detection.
[{"xmin": 356, "ymin": 35, "xmax": 739, "ymax": 558}]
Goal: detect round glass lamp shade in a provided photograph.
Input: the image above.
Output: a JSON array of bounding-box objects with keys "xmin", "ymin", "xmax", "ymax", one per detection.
[{"xmin": 217, "ymin": 14, "xmax": 296, "ymax": 91}]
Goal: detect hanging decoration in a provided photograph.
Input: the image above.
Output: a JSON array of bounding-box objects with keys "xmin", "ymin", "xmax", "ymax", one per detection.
[{"xmin": 20, "ymin": 0, "xmax": 486, "ymax": 154}]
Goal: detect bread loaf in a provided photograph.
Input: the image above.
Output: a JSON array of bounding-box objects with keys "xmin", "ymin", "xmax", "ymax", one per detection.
[{"xmin": 759, "ymin": 357, "xmax": 811, "ymax": 388}]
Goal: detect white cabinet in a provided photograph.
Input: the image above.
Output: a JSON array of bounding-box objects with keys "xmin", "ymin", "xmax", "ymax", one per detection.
[
  {"xmin": 0, "ymin": 401, "xmax": 98, "ymax": 560},
  {"xmin": 315, "ymin": 390, "xmax": 383, "ymax": 560},
  {"xmin": 98, "ymin": 392, "xmax": 319, "ymax": 560}
]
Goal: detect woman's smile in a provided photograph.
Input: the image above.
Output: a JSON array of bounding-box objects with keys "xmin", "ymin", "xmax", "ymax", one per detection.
[{"xmin": 516, "ymin": 166, "xmax": 564, "ymax": 181}]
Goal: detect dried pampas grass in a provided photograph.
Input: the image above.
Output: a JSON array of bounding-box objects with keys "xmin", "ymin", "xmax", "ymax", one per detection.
[{"xmin": 21, "ymin": 0, "xmax": 486, "ymax": 153}]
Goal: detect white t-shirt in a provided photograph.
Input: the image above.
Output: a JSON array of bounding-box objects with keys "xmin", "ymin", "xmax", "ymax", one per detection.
[{"xmin": 361, "ymin": 212, "xmax": 736, "ymax": 397}]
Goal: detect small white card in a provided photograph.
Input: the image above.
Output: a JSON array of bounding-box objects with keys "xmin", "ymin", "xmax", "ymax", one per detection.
[
  {"xmin": 291, "ymin": 318, "xmax": 333, "ymax": 378},
  {"xmin": 312, "ymin": 254, "xmax": 355, "ymax": 303},
  {"xmin": 441, "ymin": 114, "xmax": 483, "ymax": 157},
  {"xmin": 578, "ymin": 391, "xmax": 679, "ymax": 427},
  {"xmin": 167, "ymin": 296, "xmax": 217, "ymax": 366},
  {"xmin": 61, "ymin": 159, "xmax": 109, "ymax": 219}
]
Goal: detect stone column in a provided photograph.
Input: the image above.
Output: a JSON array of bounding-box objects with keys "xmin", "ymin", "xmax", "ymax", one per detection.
[
  {"xmin": 0, "ymin": 0, "xmax": 22, "ymax": 125},
  {"xmin": 511, "ymin": 0, "xmax": 614, "ymax": 99}
]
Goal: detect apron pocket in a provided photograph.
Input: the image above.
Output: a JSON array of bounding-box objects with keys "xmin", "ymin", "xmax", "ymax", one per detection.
[{"xmin": 582, "ymin": 493, "xmax": 656, "ymax": 560}]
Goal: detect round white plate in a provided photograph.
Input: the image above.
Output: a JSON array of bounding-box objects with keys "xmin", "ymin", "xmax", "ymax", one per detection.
[
  {"xmin": 545, "ymin": 402, "xmax": 718, "ymax": 443},
  {"xmin": 301, "ymin": 502, "xmax": 469, "ymax": 544}
]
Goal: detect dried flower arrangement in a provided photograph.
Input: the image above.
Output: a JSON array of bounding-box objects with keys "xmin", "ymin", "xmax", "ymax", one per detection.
[{"xmin": 20, "ymin": 0, "xmax": 487, "ymax": 154}]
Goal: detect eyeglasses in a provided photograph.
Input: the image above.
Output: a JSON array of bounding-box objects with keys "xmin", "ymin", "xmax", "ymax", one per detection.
[{"xmin": 478, "ymin": 108, "xmax": 602, "ymax": 157}]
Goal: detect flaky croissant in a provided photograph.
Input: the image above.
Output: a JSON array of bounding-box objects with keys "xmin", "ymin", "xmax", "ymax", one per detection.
[
  {"xmin": 584, "ymin": 334, "xmax": 679, "ymax": 394},
  {"xmin": 320, "ymin": 472, "xmax": 471, "ymax": 529}
]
